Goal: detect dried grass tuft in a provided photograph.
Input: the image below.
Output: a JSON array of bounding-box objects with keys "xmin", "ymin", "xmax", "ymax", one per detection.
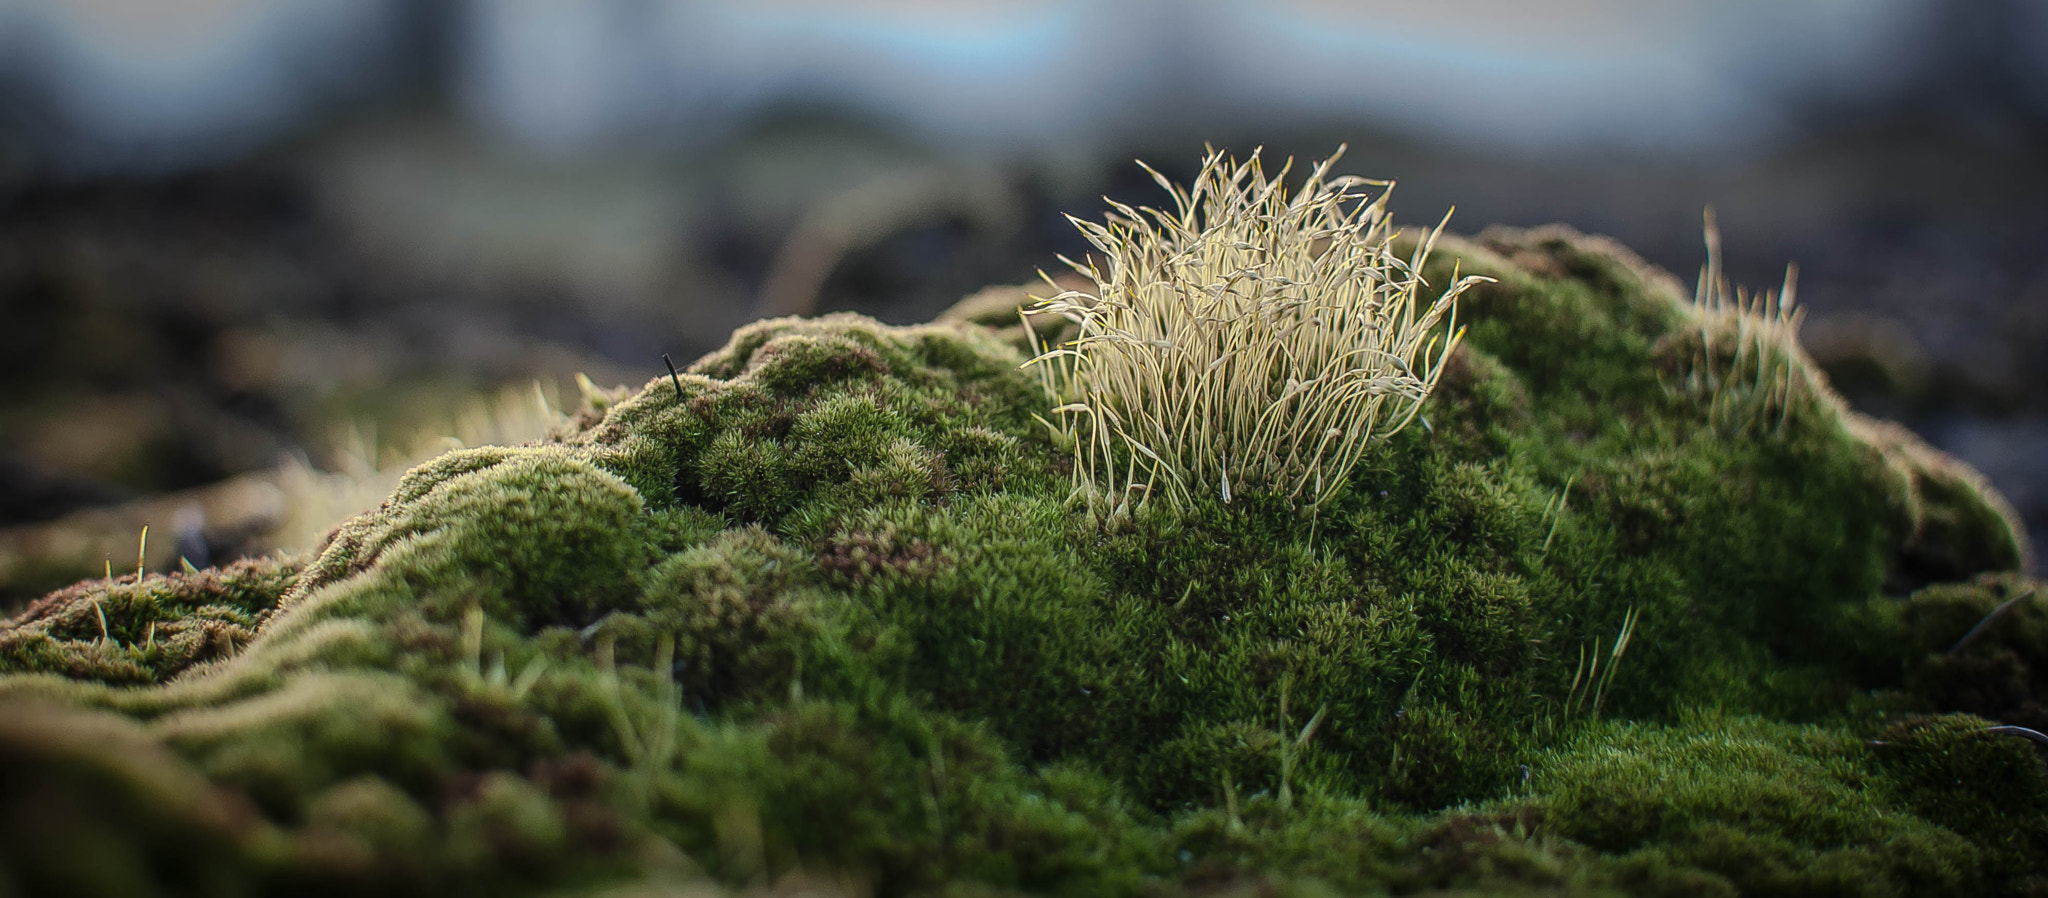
[{"xmin": 1023, "ymin": 146, "xmax": 1488, "ymax": 512}]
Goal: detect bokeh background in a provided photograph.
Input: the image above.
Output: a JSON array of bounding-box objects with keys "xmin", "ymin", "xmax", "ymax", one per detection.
[{"xmin": 3, "ymin": 0, "xmax": 2045, "ymax": 603}]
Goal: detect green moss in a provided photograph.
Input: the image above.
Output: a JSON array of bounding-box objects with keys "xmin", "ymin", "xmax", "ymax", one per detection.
[
  {"xmin": 294, "ymin": 446, "xmax": 661, "ymax": 632},
  {"xmin": 0, "ymin": 702, "xmax": 271, "ymax": 896},
  {"xmin": 633, "ymin": 528, "xmax": 825, "ymax": 706},
  {"xmin": 0, "ymin": 227, "xmax": 2040, "ymax": 895},
  {"xmin": 1532, "ymin": 714, "xmax": 1985, "ymax": 895},
  {"xmin": 1899, "ymin": 575, "xmax": 2048, "ymax": 732},
  {"xmin": 0, "ymin": 556, "xmax": 299, "ymax": 685},
  {"xmin": 1869, "ymin": 713, "xmax": 2048, "ymax": 872}
]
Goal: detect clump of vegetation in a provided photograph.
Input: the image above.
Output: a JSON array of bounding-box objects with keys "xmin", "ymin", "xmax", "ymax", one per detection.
[
  {"xmin": 0, "ymin": 155, "xmax": 2040, "ymax": 896},
  {"xmin": 1677, "ymin": 208, "xmax": 1812, "ymax": 438},
  {"xmin": 1024, "ymin": 147, "xmax": 1488, "ymax": 512}
]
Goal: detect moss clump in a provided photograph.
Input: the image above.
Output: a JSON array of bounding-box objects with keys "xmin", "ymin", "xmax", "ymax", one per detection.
[
  {"xmin": 293, "ymin": 446, "xmax": 659, "ymax": 632},
  {"xmin": 0, "ymin": 556, "xmax": 298, "ymax": 685},
  {"xmin": 1532, "ymin": 714, "xmax": 1987, "ymax": 895},
  {"xmin": 1899, "ymin": 575, "xmax": 2048, "ymax": 732},
  {"xmin": 0, "ymin": 224, "xmax": 2040, "ymax": 896},
  {"xmin": 1869, "ymin": 713, "xmax": 2048, "ymax": 873}
]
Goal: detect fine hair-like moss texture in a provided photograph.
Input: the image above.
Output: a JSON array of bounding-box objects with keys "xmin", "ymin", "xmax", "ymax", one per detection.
[{"xmin": 0, "ymin": 223, "xmax": 2041, "ymax": 896}]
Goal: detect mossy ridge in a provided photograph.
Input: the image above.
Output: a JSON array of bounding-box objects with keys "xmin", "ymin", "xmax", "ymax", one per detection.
[{"xmin": 0, "ymin": 227, "xmax": 2041, "ymax": 894}]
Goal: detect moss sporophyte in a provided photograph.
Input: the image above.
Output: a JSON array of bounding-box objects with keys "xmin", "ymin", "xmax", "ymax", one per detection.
[{"xmin": 0, "ymin": 150, "xmax": 2043, "ymax": 896}]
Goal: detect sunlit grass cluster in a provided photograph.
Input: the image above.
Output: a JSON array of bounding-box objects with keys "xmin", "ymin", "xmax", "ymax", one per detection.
[{"xmin": 1023, "ymin": 146, "xmax": 1489, "ymax": 512}]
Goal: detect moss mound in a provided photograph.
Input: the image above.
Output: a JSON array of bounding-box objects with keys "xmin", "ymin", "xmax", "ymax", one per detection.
[{"xmin": 1, "ymin": 226, "xmax": 2042, "ymax": 896}]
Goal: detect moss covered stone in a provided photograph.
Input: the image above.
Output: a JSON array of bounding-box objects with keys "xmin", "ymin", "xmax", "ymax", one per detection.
[{"xmin": 0, "ymin": 227, "xmax": 2041, "ymax": 896}]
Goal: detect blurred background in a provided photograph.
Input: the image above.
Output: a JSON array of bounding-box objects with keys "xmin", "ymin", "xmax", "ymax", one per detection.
[{"xmin": 2, "ymin": 0, "xmax": 2045, "ymax": 603}]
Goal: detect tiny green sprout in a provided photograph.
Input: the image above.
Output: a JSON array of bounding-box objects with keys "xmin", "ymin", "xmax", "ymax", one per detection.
[
  {"xmin": 1564, "ymin": 606, "xmax": 1640, "ymax": 721},
  {"xmin": 1540, "ymin": 473, "xmax": 1578, "ymax": 556},
  {"xmin": 1023, "ymin": 145, "xmax": 1490, "ymax": 511},
  {"xmin": 1275, "ymin": 672, "xmax": 1330, "ymax": 813}
]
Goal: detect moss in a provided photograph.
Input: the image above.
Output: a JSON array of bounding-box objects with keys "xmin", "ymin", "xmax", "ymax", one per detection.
[
  {"xmin": 1899, "ymin": 575, "xmax": 2048, "ymax": 731},
  {"xmin": 0, "ymin": 702, "xmax": 274, "ymax": 896},
  {"xmin": 0, "ymin": 226, "xmax": 2040, "ymax": 895},
  {"xmin": 633, "ymin": 528, "xmax": 824, "ymax": 707},
  {"xmin": 292, "ymin": 446, "xmax": 660, "ymax": 632},
  {"xmin": 1847, "ymin": 416, "xmax": 2034, "ymax": 583},
  {"xmin": 0, "ymin": 556, "xmax": 299, "ymax": 685},
  {"xmin": 1531, "ymin": 714, "xmax": 1987, "ymax": 895},
  {"xmin": 1868, "ymin": 713, "xmax": 2048, "ymax": 876}
]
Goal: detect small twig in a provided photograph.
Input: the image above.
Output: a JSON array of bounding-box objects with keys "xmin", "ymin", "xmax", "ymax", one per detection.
[
  {"xmin": 662, "ymin": 353, "xmax": 683, "ymax": 398},
  {"xmin": 1948, "ymin": 587, "xmax": 2036, "ymax": 656},
  {"xmin": 1985, "ymin": 725, "xmax": 2048, "ymax": 747}
]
